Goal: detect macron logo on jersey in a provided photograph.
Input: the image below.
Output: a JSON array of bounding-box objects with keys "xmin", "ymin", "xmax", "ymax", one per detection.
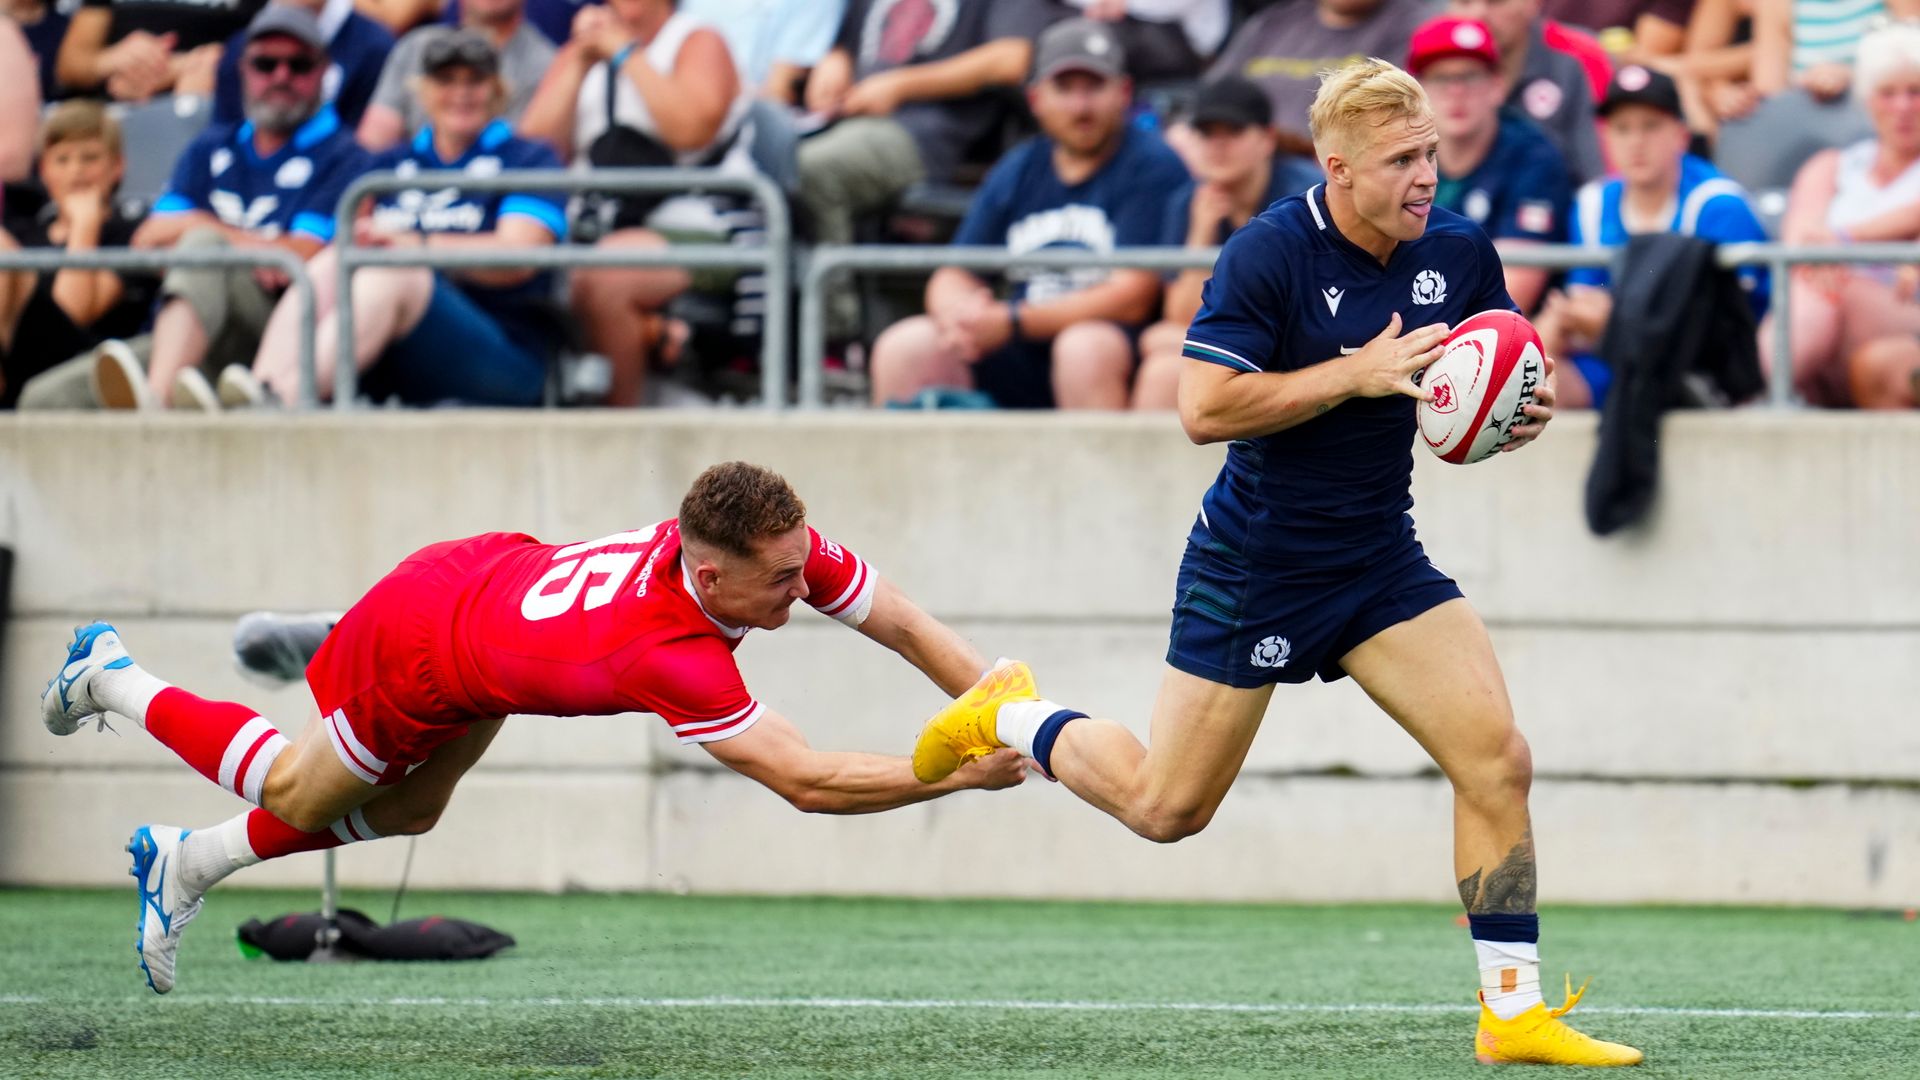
[{"xmin": 1322, "ymin": 286, "xmax": 1344, "ymax": 316}]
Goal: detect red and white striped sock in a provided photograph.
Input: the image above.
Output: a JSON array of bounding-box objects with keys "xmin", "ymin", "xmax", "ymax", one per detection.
[
  {"xmin": 144, "ymin": 688, "xmax": 289, "ymax": 807},
  {"xmin": 179, "ymin": 807, "xmax": 385, "ymax": 893}
]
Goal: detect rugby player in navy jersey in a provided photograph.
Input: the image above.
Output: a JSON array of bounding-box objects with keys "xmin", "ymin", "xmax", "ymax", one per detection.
[{"xmin": 915, "ymin": 59, "xmax": 1643, "ymax": 1068}]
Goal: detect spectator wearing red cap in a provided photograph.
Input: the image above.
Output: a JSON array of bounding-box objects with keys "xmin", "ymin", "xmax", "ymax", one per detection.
[
  {"xmin": 1449, "ymin": 0, "xmax": 1609, "ymax": 182},
  {"xmin": 1410, "ymin": 16, "xmax": 1571, "ymax": 312}
]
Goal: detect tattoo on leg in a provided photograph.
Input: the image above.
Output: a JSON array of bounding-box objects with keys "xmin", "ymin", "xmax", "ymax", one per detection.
[
  {"xmin": 1456, "ymin": 869, "xmax": 1482, "ymax": 911},
  {"xmin": 1458, "ymin": 828, "xmax": 1537, "ymax": 914}
]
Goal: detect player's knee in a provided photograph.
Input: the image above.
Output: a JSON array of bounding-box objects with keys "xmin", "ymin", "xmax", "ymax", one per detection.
[
  {"xmin": 259, "ymin": 771, "xmax": 323, "ymax": 832},
  {"xmin": 384, "ymin": 804, "xmax": 444, "ymax": 836},
  {"xmin": 1459, "ymin": 729, "xmax": 1533, "ymax": 805},
  {"xmin": 275, "ymin": 800, "xmax": 338, "ymax": 835}
]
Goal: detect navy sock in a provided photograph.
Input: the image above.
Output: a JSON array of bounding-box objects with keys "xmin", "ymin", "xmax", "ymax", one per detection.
[
  {"xmin": 1029, "ymin": 709, "xmax": 1086, "ymax": 779},
  {"xmin": 1467, "ymin": 912, "xmax": 1539, "ymax": 943}
]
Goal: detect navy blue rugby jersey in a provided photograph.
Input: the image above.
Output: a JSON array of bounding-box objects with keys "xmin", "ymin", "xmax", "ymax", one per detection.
[
  {"xmin": 152, "ymin": 106, "xmax": 369, "ymax": 243},
  {"xmin": 1180, "ymin": 183, "xmax": 1515, "ymax": 567}
]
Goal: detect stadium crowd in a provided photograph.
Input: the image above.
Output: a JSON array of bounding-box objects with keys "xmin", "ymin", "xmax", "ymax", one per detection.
[{"xmin": 1, "ymin": 0, "xmax": 1919, "ymax": 411}]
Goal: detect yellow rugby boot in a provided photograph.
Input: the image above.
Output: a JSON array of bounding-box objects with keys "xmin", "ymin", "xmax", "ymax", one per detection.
[
  {"xmin": 1474, "ymin": 975, "xmax": 1644, "ymax": 1067},
  {"xmin": 910, "ymin": 660, "xmax": 1038, "ymax": 783}
]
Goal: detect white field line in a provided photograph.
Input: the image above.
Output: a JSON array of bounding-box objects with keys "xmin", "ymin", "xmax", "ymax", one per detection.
[{"xmin": 1, "ymin": 993, "xmax": 1916, "ymax": 1021}]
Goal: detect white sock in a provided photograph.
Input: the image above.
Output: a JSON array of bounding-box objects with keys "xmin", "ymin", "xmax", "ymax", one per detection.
[
  {"xmin": 179, "ymin": 812, "xmax": 260, "ymax": 894},
  {"xmin": 88, "ymin": 664, "xmax": 171, "ymax": 727},
  {"xmin": 995, "ymin": 698, "xmax": 1070, "ymax": 758},
  {"xmin": 1474, "ymin": 938, "xmax": 1543, "ymax": 1020}
]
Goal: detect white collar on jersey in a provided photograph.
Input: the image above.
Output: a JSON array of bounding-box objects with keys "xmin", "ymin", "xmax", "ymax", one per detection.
[{"xmin": 679, "ymin": 555, "xmax": 750, "ymax": 639}]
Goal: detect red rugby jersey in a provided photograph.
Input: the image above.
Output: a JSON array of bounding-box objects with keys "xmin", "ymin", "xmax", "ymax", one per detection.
[{"xmin": 436, "ymin": 520, "xmax": 875, "ymax": 743}]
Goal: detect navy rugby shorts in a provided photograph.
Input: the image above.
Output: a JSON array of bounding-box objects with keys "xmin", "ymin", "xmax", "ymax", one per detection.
[{"xmin": 1165, "ymin": 528, "xmax": 1463, "ymax": 687}]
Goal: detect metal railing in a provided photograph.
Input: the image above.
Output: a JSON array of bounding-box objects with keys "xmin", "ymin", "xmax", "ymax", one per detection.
[
  {"xmin": 798, "ymin": 240, "xmax": 1920, "ymax": 410},
  {"xmin": 332, "ymin": 168, "xmax": 790, "ymax": 408},
  {"xmin": 9, "ymin": 224, "xmax": 1913, "ymax": 412},
  {"xmin": 0, "ymin": 246, "xmax": 319, "ymax": 405},
  {"xmin": 798, "ymin": 246, "xmax": 1226, "ymax": 407}
]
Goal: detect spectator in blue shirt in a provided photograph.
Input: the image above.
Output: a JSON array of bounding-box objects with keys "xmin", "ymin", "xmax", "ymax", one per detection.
[
  {"xmin": 1409, "ymin": 15, "xmax": 1571, "ymax": 313},
  {"xmin": 212, "ymin": 0, "xmax": 395, "ymax": 130},
  {"xmin": 1135, "ymin": 75, "xmax": 1311, "ymax": 410},
  {"xmin": 867, "ymin": 19, "xmax": 1190, "ymax": 409},
  {"xmin": 1537, "ymin": 63, "xmax": 1770, "ymax": 409},
  {"xmin": 239, "ymin": 30, "xmax": 567, "ymax": 408},
  {"xmin": 95, "ymin": 5, "xmax": 367, "ymax": 409}
]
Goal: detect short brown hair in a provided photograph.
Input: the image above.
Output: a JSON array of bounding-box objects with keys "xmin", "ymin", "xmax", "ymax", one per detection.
[
  {"xmin": 678, "ymin": 462, "xmax": 807, "ymax": 557},
  {"xmin": 38, "ymin": 100, "xmax": 122, "ymax": 158}
]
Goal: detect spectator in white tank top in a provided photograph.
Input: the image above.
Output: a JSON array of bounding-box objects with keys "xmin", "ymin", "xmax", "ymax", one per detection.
[
  {"xmin": 519, "ymin": 0, "xmax": 746, "ymax": 406},
  {"xmin": 1766, "ymin": 21, "xmax": 1920, "ymax": 407}
]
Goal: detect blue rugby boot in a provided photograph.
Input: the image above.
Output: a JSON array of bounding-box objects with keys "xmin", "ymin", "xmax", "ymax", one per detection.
[
  {"xmin": 41, "ymin": 621, "xmax": 132, "ymax": 735},
  {"xmin": 127, "ymin": 825, "xmax": 206, "ymax": 994}
]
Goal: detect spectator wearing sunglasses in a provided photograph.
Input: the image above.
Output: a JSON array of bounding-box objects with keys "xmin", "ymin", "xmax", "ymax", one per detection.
[
  {"xmin": 75, "ymin": 5, "xmax": 368, "ymax": 409},
  {"xmin": 211, "ymin": 0, "xmax": 395, "ymax": 129},
  {"xmin": 239, "ymin": 31, "xmax": 566, "ymax": 407}
]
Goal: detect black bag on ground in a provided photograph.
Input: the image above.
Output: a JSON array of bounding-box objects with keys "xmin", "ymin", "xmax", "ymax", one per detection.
[
  {"xmin": 237, "ymin": 908, "xmax": 515, "ymax": 961},
  {"xmin": 1584, "ymin": 232, "xmax": 1763, "ymax": 536}
]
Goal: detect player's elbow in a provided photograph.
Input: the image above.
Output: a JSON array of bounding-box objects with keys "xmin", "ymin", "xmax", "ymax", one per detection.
[
  {"xmin": 1179, "ymin": 401, "xmax": 1230, "ymax": 445},
  {"xmin": 771, "ymin": 762, "xmax": 844, "ymax": 814},
  {"xmin": 784, "ymin": 784, "xmax": 839, "ymax": 814},
  {"xmin": 1133, "ymin": 804, "xmax": 1213, "ymax": 844}
]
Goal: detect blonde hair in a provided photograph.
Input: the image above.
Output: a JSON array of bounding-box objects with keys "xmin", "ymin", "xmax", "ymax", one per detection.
[
  {"xmin": 1853, "ymin": 21, "xmax": 1920, "ymax": 104},
  {"xmin": 1308, "ymin": 58, "xmax": 1432, "ymax": 159},
  {"xmin": 38, "ymin": 100, "xmax": 122, "ymax": 158}
]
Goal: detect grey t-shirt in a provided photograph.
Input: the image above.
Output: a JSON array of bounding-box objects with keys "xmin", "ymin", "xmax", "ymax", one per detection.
[
  {"xmin": 370, "ymin": 21, "xmax": 557, "ymax": 136},
  {"xmin": 834, "ymin": 0, "xmax": 1057, "ymax": 182},
  {"xmin": 1208, "ymin": 0, "xmax": 1432, "ymax": 137},
  {"xmin": 1510, "ymin": 24, "xmax": 1607, "ymax": 185}
]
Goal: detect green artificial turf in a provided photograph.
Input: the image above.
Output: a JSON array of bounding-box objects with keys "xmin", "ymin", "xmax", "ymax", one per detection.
[{"xmin": 2, "ymin": 888, "xmax": 1915, "ymax": 1078}]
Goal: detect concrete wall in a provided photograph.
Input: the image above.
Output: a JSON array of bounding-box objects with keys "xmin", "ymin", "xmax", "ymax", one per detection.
[{"xmin": 1, "ymin": 412, "xmax": 1915, "ymax": 905}]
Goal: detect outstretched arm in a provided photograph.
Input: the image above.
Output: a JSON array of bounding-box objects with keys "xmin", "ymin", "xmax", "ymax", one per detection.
[
  {"xmin": 855, "ymin": 577, "xmax": 988, "ymax": 697},
  {"xmin": 703, "ymin": 708, "xmax": 1025, "ymax": 814}
]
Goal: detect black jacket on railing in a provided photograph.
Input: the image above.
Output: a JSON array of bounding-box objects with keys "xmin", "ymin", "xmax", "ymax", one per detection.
[{"xmin": 1585, "ymin": 232, "xmax": 1765, "ymax": 536}]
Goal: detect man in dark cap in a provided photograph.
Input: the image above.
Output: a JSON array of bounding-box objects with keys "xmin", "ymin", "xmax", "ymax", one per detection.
[
  {"xmin": 865, "ymin": 17, "xmax": 1189, "ymax": 411},
  {"xmin": 211, "ymin": 0, "xmax": 396, "ymax": 129},
  {"xmin": 94, "ymin": 6, "xmax": 368, "ymax": 409},
  {"xmin": 1134, "ymin": 75, "xmax": 1318, "ymax": 409}
]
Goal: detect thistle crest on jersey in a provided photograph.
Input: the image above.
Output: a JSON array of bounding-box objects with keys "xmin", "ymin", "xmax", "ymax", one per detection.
[{"xmin": 1412, "ymin": 269, "xmax": 1448, "ymax": 305}]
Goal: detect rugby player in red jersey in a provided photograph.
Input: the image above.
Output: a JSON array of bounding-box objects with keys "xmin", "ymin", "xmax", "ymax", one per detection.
[{"xmin": 41, "ymin": 461, "xmax": 1028, "ymax": 994}]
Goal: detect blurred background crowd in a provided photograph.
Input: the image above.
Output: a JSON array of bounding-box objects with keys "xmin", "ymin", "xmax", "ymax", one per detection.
[{"xmin": 2, "ymin": 0, "xmax": 1918, "ymax": 412}]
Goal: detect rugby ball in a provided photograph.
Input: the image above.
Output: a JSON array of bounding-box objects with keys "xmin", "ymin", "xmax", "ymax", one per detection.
[{"xmin": 1416, "ymin": 309, "xmax": 1545, "ymax": 465}]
